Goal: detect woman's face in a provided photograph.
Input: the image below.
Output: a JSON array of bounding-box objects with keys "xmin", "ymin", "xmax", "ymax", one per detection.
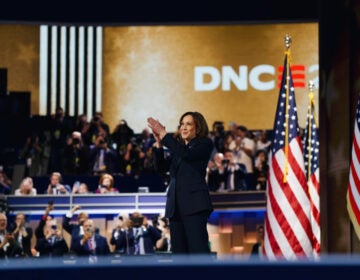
[
  {"xmin": 180, "ymin": 114, "xmax": 196, "ymax": 144},
  {"xmin": 102, "ymin": 178, "xmax": 111, "ymax": 188}
]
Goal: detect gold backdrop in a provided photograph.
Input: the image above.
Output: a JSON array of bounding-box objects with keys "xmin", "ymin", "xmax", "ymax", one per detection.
[
  {"xmin": 103, "ymin": 23, "xmax": 318, "ymax": 133},
  {"xmin": 0, "ymin": 24, "xmax": 39, "ymax": 113}
]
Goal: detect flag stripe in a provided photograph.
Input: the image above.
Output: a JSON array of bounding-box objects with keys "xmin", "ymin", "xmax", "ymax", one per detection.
[
  {"xmin": 264, "ymin": 47, "xmax": 314, "ymax": 260},
  {"xmin": 347, "ymin": 95, "xmax": 360, "ymax": 241}
]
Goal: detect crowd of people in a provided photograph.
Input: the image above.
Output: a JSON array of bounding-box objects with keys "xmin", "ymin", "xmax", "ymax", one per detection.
[
  {"xmin": 0, "ymin": 107, "xmax": 273, "ymax": 195},
  {"xmin": 0, "ymin": 201, "xmax": 170, "ymax": 261},
  {"xmin": 0, "ymin": 110, "xmax": 271, "ymax": 262}
]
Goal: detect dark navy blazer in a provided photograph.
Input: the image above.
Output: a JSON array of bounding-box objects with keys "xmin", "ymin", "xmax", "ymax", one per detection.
[{"xmin": 156, "ymin": 134, "xmax": 214, "ymax": 218}]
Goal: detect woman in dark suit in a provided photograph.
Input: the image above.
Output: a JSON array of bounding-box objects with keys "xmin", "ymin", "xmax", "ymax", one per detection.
[{"xmin": 147, "ymin": 111, "xmax": 214, "ymax": 254}]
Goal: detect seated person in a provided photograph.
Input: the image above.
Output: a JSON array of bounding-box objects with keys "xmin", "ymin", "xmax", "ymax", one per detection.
[
  {"xmin": 14, "ymin": 177, "xmax": 37, "ymax": 196},
  {"xmin": 72, "ymin": 182, "xmax": 91, "ymax": 194},
  {"xmin": 45, "ymin": 172, "xmax": 71, "ymax": 195},
  {"xmin": 95, "ymin": 173, "xmax": 119, "ymax": 194}
]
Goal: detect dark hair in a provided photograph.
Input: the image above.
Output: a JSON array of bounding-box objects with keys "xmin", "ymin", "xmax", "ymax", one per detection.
[{"xmin": 179, "ymin": 111, "xmax": 209, "ymax": 138}]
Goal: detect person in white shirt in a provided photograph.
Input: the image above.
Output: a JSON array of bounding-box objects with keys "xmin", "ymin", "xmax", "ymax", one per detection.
[{"xmin": 15, "ymin": 177, "xmax": 37, "ymax": 196}]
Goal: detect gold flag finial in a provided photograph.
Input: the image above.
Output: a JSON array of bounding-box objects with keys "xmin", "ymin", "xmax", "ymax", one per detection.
[
  {"xmin": 285, "ymin": 34, "xmax": 292, "ymax": 50},
  {"xmin": 308, "ymin": 80, "xmax": 314, "ymax": 92}
]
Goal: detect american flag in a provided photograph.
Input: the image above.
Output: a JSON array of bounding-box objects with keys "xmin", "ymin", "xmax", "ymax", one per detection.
[
  {"xmin": 303, "ymin": 86, "xmax": 320, "ymax": 257},
  {"xmin": 263, "ymin": 47, "xmax": 313, "ymax": 260},
  {"xmin": 347, "ymin": 96, "xmax": 360, "ymax": 240}
]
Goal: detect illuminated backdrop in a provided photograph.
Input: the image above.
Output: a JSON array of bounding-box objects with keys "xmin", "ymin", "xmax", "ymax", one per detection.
[{"xmin": 103, "ymin": 23, "xmax": 318, "ymax": 133}]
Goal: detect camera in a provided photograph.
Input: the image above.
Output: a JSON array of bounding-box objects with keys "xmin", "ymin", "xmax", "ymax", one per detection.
[
  {"xmin": 99, "ymin": 139, "xmax": 105, "ymax": 145},
  {"xmin": 72, "ymin": 138, "xmax": 80, "ymax": 145},
  {"xmin": 93, "ymin": 116, "xmax": 100, "ymax": 122},
  {"xmin": 130, "ymin": 216, "xmax": 144, "ymax": 228},
  {"xmin": 51, "ymin": 225, "xmax": 57, "ymax": 230},
  {"xmin": 221, "ymin": 159, "xmax": 230, "ymax": 165}
]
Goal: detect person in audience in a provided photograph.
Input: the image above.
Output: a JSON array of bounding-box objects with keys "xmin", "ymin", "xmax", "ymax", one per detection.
[
  {"xmin": 35, "ymin": 201, "xmax": 54, "ymax": 239},
  {"xmin": 0, "ymin": 170, "xmax": 11, "ymax": 195},
  {"xmin": 111, "ymin": 119, "xmax": 134, "ymax": 174},
  {"xmin": 45, "ymin": 172, "xmax": 71, "ymax": 194},
  {"xmin": 211, "ymin": 121, "xmax": 226, "ymax": 153},
  {"xmin": 206, "ymin": 152, "xmax": 226, "ymax": 192},
  {"xmin": 89, "ymin": 132, "xmax": 119, "ymax": 175},
  {"xmin": 70, "ymin": 218, "xmax": 110, "ymax": 261},
  {"xmin": 250, "ymin": 225, "xmax": 264, "ymax": 259},
  {"xmin": 222, "ymin": 149, "xmax": 247, "ymax": 191},
  {"xmin": 95, "ymin": 173, "xmax": 119, "ymax": 194},
  {"xmin": 34, "ymin": 219, "xmax": 69, "ymax": 258},
  {"xmin": 62, "ymin": 205, "xmax": 89, "ymax": 250},
  {"xmin": 18, "ymin": 131, "xmax": 48, "ymax": 177},
  {"xmin": 14, "ymin": 177, "xmax": 37, "ymax": 196},
  {"xmin": 255, "ymin": 130, "xmax": 271, "ymax": 154},
  {"xmin": 233, "ymin": 125, "xmax": 256, "ymax": 190},
  {"xmin": 63, "ymin": 131, "xmax": 90, "ymax": 175},
  {"xmin": 126, "ymin": 211, "xmax": 161, "ymax": 255},
  {"xmin": 110, "ymin": 213, "xmax": 129, "ymax": 254},
  {"xmin": 10, "ymin": 212, "xmax": 33, "ymax": 257},
  {"xmin": 155, "ymin": 216, "xmax": 171, "ymax": 253},
  {"xmin": 84, "ymin": 112, "xmax": 111, "ymax": 146},
  {"xmin": 123, "ymin": 136, "xmax": 146, "ymax": 177},
  {"xmin": 72, "ymin": 182, "xmax": 90, "ymax": 194},
  {"xmin": 47, "ymin": 106, "xmax": 73, "ymax": 174},
  {"xmin": 74, "ymin": 114, "xmax": 91, "ymax": 144},
  {"xmin": 0, "ymin": 213, "xmax": 23, "ymax": 258},
  {"xmin": 254, "ymin": 149, "xmax": 269, "ymax": 191}
]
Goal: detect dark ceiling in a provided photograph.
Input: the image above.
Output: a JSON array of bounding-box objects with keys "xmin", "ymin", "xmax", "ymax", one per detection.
[{"xmin": 0, "ymin": 1, "xmax": 320, "ymax": 25}]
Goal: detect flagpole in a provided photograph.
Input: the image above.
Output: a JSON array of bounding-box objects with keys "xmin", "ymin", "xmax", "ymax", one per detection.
[
  {"xmin": 306, "ymin": 81, "xmax": 315, "ymax": 182},
  {"xmin": 283, "ymin": 34, "xmax": 291, "ymax": 183}
]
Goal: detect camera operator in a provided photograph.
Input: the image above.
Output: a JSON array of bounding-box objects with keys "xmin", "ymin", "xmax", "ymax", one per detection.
[
  {"xmin": 83, "ymin": 112, "xmax": 110, "ymax": 146},
  {"xmin": 64, "ymin": 131, "xmax": 90, "ymax": 175},
  {"xmin": 123, "ymin": 136, "xmax": 146, "ymax": 177},
  {"xmin": 89, "ymin": 133, "xmax": 119, "ymax": 175}
]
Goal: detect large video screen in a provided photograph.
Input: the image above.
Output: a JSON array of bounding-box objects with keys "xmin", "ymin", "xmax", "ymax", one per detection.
[{"xmin": 102, "ymin": 22, "xmax": 318, "ymax": 133}]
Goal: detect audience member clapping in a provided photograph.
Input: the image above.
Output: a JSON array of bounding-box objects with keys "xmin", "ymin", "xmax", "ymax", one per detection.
[{"xmin": 0, "ymin": 213, "xmax": 23, "ymax": 258}]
